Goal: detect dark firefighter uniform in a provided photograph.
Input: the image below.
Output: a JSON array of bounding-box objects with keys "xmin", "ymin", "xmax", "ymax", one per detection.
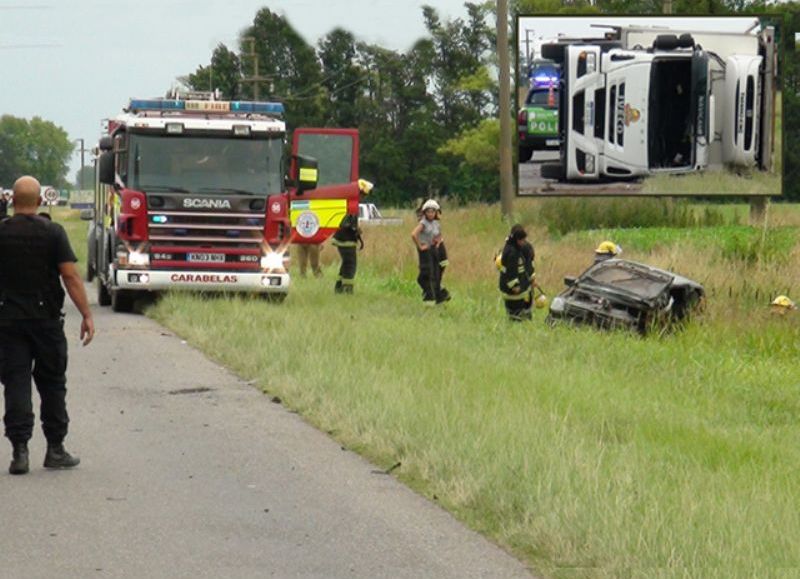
[
  {"xmin": 499, "ymin": 236, "xmax": 535, "ymax": 321},
  {"xmin": 0, "ymin": 215, "xmax": 76, "ymax": 447},
  {"xmin": 331, "ymin": 214, "xmax": 363, "ymax": 293}
]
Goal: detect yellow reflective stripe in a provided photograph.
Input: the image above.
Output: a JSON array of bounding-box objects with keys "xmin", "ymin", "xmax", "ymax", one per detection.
[
  {"xmin": 290, "ymin": 199, "xmax": 348, "ymax": 228},
  {"xmin": 501, "ymin": 289, "xmax": 532, "ymax": 301},
  {"xmin": 506, "ymin": 278, "xmax": 519, "ymax": 288},
  {"xmin": 439, "ymin": 259, "xmax": 450, "ymax": 267},
  {"xmin": 299, "ymin": 167, "xmax": 318, "ymax": 182}
]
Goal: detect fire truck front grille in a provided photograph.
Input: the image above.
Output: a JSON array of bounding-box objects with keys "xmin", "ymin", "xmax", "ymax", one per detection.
[{"xmin": 147, "ymin": 211, "xmax": 265, "ymax": 247}]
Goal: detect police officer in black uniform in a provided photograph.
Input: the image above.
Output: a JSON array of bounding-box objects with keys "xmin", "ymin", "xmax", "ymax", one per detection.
[
  {"xmin": 331, "ymin": 213, "xmax": 363, "ymax": 294},
  {"xmin": 0, "ymin": 176, "xmax": 94, "ymax": 475}
]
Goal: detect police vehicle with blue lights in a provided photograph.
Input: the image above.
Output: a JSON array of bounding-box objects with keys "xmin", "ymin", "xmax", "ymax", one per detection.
[
  {"xmin": 85, "ymin": 90, "xmax": 362, "ymax": 311},
  {"xmin": 518, "ymin": 60, "xmax": 560, "ymax": 163}
]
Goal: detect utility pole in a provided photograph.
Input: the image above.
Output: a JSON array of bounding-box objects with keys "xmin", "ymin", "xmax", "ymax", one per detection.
[
  {"xmin": 498, "ymin": 0, "xmax": 514, "ymax": 219},
  {"xmin": 524, "ymin": 29, "xmax": 535, "ymax": 71},
  {"xmin": 74, "ymin": 138, "xmax": 88, "ymax": 189},
  {"xmin": 240, "ymin": 37, "xmax": 273, "ymax": 100}
]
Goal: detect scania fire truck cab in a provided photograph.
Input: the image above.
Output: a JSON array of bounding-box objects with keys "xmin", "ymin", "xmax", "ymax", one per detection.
[
  {"xmin": 541, "ymin": 24, "xmax": 775, "ymax": 182},
  {"xmin": 86, "ymin": 93, "xmax": 360, "ymax": 312}
]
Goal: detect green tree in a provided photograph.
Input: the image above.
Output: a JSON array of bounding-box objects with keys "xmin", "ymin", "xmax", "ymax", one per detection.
[
  {"xmin": 0, "ymin": 115, "xmax": 72, "ymax": 187},
  {"xmin": 318, "ymin": 29, "xmax": 362, "ymax": 128},
  {"xmin": 188, "ymin": 43, "xmax": 242, "ymax": 99},
  {"xmin": 240, "ymin": 8, "xmax": 325, "ymax": 127},
  {"xmin": 75, "ymin": 165, "xmax": 94, "ymax": 190}
]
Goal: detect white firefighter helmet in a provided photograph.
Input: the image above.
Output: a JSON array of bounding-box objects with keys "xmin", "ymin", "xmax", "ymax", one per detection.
[{"xmin": 421, "ymin": 199, "xmax": 440, "ymax": 212}]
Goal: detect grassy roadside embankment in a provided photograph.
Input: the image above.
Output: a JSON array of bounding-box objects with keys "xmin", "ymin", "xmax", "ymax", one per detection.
[{"xmin": 61, "ymin": 202, "xmax": 800, "ymax": 577}]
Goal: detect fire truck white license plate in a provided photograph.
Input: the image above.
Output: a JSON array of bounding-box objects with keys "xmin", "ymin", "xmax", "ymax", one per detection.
[{"xmin": 187, "ymin": 253, "xmax": 226, "ymax": 263}]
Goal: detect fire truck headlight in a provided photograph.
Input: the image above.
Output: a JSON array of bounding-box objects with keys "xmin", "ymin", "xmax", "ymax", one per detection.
[
  {"xmin": 128, "ymin": 250, "xmax": 150, "ymax": 267},
  {"xmin": 260, "ymin": 251, "xmax": 285, "ymax": 271}
]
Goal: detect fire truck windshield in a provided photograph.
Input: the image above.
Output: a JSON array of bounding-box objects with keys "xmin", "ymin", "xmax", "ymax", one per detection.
[{"xmin": 127, "ymin": 134, "xmax": 283, "ymax": 195}]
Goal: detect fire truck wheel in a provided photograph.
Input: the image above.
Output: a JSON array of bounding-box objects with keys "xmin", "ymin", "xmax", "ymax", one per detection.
[
  {"xmin": 97, "ymin": 279, "xmax": 111, "ymax": 306},
  {"xmin": 111, "ymin": 289, "xmax": 134, "ymax": 313}
]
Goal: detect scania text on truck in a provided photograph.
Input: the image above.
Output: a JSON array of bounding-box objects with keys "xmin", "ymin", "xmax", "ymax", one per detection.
[
  {"xmin": 540, "ymin": 22, "xmax": 776, "ymax": 182},
  {"xmin": 85, "ymin": 92, "xmax": 361, "ymax": 311}
]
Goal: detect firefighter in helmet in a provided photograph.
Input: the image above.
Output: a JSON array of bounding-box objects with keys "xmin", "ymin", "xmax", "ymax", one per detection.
[
  {"xmin": 770, "ymin": 295, "xmax": 797, "ymax": 315},
  {"xmin": 499, "ymin": 224, "xmax": 537, "ymax": 321},
  {"xmin": 594, "ymin": 240, "xmax": 621, "ymax": 264},
  {"xmin": 331, "ymin": 179, "xmax": 372, "ymax": 294}
]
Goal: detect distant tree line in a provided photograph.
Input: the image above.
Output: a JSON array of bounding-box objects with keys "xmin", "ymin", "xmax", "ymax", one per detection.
[
  {"xmin": 186, "ymin": 4, "xmax": 499, "ymax": 206},
  {"xmin": 0, "ymin": 115, "xmax": 73, "ymax": 189}
]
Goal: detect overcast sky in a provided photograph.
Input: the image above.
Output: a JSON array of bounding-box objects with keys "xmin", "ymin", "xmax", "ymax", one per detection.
[{"xmin": 0, "ymin": 0, "xmax": 472, "ymax": 182}]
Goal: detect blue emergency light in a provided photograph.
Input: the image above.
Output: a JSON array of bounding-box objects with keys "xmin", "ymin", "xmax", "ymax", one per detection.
[{"xmin": 128, "ymin": 98, "xmax": 284, "ymax": 116}]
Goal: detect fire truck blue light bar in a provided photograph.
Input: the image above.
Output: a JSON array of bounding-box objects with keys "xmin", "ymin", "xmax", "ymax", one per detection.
[{"xmin": 128, "ymin": 99, "xmax": 284, "ymax": 116}]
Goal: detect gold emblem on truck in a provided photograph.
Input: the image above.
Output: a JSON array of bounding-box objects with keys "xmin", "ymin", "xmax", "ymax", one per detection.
[{"xmin": 624, "ymin": 104, "xmax": 640, "ymax": 126}]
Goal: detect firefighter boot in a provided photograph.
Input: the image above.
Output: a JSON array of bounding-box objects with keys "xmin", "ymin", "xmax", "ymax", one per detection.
[
  {"xmin": 44, "ymin": 443, "xmax": 80, "ymax": 469},
  {"xmin": 334, "ymin": 280, "xmax": 344, "ymax": 294},
  {"xmin": 9, "ymin": 441, "xmax": 29, "ymax": 475}
]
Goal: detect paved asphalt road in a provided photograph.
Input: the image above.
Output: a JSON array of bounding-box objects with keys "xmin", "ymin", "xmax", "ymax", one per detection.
[
  {"xmin": 0, "ymin": 285, "xmax": 536, "ymax": 579},
  {"xmin": 518, "ymin": 150, "xmax": 642, "ymax": 195}
]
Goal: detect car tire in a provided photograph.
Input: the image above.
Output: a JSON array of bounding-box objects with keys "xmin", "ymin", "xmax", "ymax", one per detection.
[
  {"xmin": 541, "ymin": 162, "xmax": 563, "ymax": 181},
  {"xmin": 97, "ymin": 278, "xmax": 111, "ymax": 306},
  {"xmin": 519, "ymin": 146, "xmax": 534, "ymax": 163}
]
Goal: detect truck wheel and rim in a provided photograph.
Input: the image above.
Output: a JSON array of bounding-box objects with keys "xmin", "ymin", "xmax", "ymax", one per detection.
[
  {"xmin": 111, "ymin": 289, "xmax": 135, "ymax": 313},
  {"xmin": 519, "ymin": 146, "xmax": 534, "ymax": 163},
  {"xmin": 540, "ymin": 163, "xmax": 564, "ymax": 180},
  {"xmin": 97, "ymin": 279, "xmax": 111, "ymax": 306}
]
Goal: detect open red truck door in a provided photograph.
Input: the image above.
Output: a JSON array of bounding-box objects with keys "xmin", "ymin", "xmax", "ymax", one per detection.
[{"xmin": 289, "ymin": 128, "xmax": 361, "ymax": 244}]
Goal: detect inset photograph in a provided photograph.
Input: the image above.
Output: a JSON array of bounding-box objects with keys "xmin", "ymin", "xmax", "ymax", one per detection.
[{"xmin": 516, "ymin": 16, "xmax": 781, "ymax": 196}]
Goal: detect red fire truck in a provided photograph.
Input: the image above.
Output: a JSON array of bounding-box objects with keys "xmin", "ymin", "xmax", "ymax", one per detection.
[{"xmin": 84, "ymin": 92, "xmax": 361, "ymax": 312}]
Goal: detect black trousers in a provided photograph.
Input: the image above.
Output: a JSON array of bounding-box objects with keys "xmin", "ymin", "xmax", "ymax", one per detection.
[
  {"xmin": 0, "ymin": 319, "xmax": 69, "ymax": 444},
  {"xmin": 335, "ymin": 246, "xmax": 357, "ymax": 293},
  {"xmin": 417, "ymin": 247, "xmax": 444, "ymax": 302},
  {"xmin": 504, "ymin": 294, "xmax": 532, "ymax": 321}
]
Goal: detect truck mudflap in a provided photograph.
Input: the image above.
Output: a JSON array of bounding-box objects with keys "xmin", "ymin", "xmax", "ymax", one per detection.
[
  {"xmin": 722, "ymin": 54, "xmax": 763, "ymax": 167},
  {"xmin": 114, "ymin": 269, "xmax": 290, "ymax": 293}
]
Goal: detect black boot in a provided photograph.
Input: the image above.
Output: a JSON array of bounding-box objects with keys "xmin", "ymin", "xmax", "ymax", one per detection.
[
  {"xmin": 44, "ymin": 442, "xmax": 80, "ymax": 469},
  {"xmin": 9, "ymin": 442, "xmax": 29, "ymax": 475},
  {"xmin": 334, "ymin": 280, "xmax": 343, "ymax": 294}
]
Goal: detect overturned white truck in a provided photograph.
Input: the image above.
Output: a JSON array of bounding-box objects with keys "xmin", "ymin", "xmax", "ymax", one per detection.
[{"xmin": 540, "ymin": 23, "xmax": 777, "ymax": 182}]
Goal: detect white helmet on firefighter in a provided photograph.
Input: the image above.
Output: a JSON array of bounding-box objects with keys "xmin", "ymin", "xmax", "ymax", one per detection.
[{"xmin": 422, "ymin": 199, "xmax": 440, "ymax": 212}]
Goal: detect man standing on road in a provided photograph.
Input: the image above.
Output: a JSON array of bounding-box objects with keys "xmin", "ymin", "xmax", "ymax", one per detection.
[{"xmin": 0, "ymin": 175, "xmax": 94, "ymax": 475}]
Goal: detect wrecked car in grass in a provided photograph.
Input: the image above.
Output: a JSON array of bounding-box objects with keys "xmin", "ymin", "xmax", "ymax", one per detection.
[{"xmin": 547, "ymin": 259, "xmax": 704, "ymax": 334}]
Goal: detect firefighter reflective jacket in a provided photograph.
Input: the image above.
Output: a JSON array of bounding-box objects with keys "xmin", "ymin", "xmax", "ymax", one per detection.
[
  {"xmin": 498, "ymin": 238, "xmax": 534, "ymax": 298},
  {"xmin": 331, "ymin": 214, "xmax": 363, "ymax": 249}
]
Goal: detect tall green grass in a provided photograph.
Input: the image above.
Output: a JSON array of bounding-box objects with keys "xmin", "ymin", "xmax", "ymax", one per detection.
[
  {"xmin": 58, "ymin": 203, "xmax": 800, "ymax": 577},
  {"xmin": 148, "ymin": 271, "xmax": 800, "ymax": 577}
]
